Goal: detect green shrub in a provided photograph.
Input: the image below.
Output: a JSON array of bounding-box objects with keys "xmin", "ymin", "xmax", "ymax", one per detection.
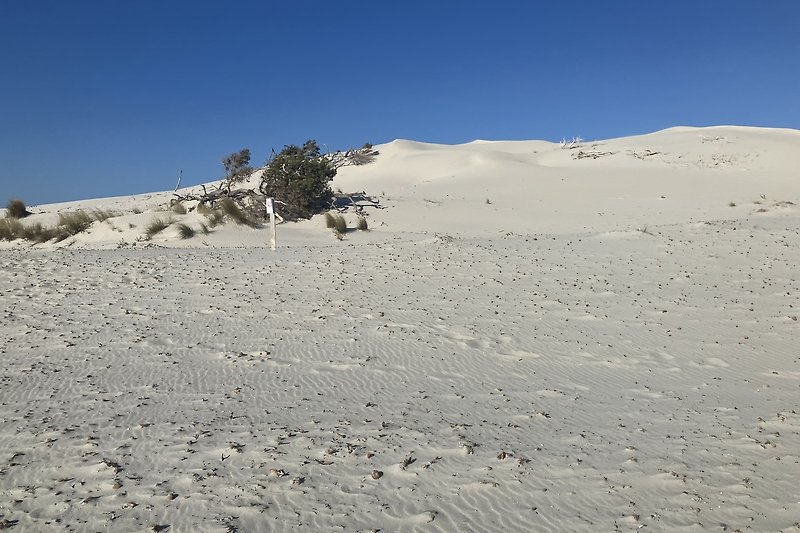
[
  {"xmin": 5, "ymin": 199, "xmax": 31, "ymax": 219},
  {"xmin": 259, "ymin": 140, "xmax": 336, "ymax": 220},
  {"xmin": 176, "ymin": 223, "xmax": 195, "ymax": 239}
]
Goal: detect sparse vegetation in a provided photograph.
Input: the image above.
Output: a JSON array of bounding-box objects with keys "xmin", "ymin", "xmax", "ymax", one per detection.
[
  {"xmin": 219, "ymin": 198, "xmax": 257, "ymax": 227},
  {"xmin": 199, "ymin": 222, "xmax": 210, "ymax": 235},
  {"xmin": 91, "ymin": 208, "xmax": 117, "ymax": 222},
  {"xmin": 58, "ymin": 210, "xmax": 94, "ymax": 235},
  {"xmin": 327, "ymin": 143, "xmax": 381, "ymax": 168},
  {"xmin": 176, "ymin": 223, "xmax": 195, "ymax": 239},
  {"xmin": 131, "ymin": 207, "xmax": 143, "ymax": 214},
  {"xmin": 333, "ymin": 213, "xmax": 347, "ymax": 234},
  {"xmin": 145, "ymin": 215, "xmax": 174, "ymax": 238},
  {"xmin": 5, "ymin": 199, "xmax": 32, "ymax": 219},
  {"xmin": 20, "ymin": 222, "xmax": 54, "ymax": 243},
  {"xmin": 324, "ymin": 211, "xmax": 336, "ymax": 228},
  {"xmin": 728, "ymin": 201, "xmax": 737, "ymax": 207},
  {"xmin": 1, "ymin": 208, "xmax": 110, "ymax": 243},
  {"xmin": 205, "ymin": 208, "xmax": 225, "ymax": 227},
  {"xmin": 357, "ymin": 216, "xmax": 368, "ymax": 231},
  {"xmin": 0, "ymin": 217, "xmax": 24, "ymax": 240},
  {"xmin": 171, "ymin": 202, "xmax": 187, "ymax": 215}
]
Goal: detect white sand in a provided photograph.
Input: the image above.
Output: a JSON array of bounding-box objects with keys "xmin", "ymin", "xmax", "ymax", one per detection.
[{"xmin": 1, "ymin": 126, "xmax": 799, "ymax": 531}]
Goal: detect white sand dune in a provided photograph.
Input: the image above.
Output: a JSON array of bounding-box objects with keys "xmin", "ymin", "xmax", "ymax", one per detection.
[{"xmin": 1, "ymin": 126, "xmax": 799, "ymax": 531}]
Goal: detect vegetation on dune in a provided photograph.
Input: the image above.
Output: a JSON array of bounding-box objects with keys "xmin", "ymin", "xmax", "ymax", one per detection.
[
  {"xmin": 2, "ymin": 140, "xmax": 380, "ymax": 245},
  {"xmin": 0, "ymin": 207, "xmax": 119, "ymax": 243},
  {"xmin": 145, "ymin": 215, "xmax": 174, "ymax": 238},
  {"xmin": 5, "ymin": 199, "xmax": 32, "ymax": 219},
  {"xmin": 58, "ymin": 210, "xmax": 94, "ymax": 235},
  {"xmin": 223, "ymin": 148, "xmax": 253, "ymax": 185},
  {"xmin": 205, "ymin": 208, "xmax": 226, "ymax": 227},
  {"xmin": 259, "ymin": 140, "xmax": 337, "ymax": 221},
  {"xmin": 176, "ymin": 223, "xmax": 196, "ymax": 239},
  {"xmin": 219, "ymin": 197, "xmax": 257, "ymax": 227},
  {"xmin": 0, "ymin": 217, "xmax": 24, "ymax": 241}
]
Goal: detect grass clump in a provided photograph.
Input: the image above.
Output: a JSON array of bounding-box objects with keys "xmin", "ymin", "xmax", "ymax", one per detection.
[
  {"xmin": 205, "ymin": 208, "xmax": 225, "ymax": 227},
  {"xmin": 325, "ymin": 212, "xmax": 347, "ymax": 239},
  {"xmin": 176, "ymin": 223, "xmax": 195, "ymax": 239},
  {"xmin": 199, "ymin": 222, "xmax": 210, "ymax": 235},
  {"xmin": 0, "ymin": 218, "xmax": 24, "ymax": 240},
  {"xmin": 21, "ymin": 223, "xmax": 57, "ymax": 243},
  {"xmin": 58, "ymin": 210, "xmax": 94, "ymax": 235},
  {"xmin": 145, "ymin": 215, "xmax": 174, "ymax": 238},
  {"xmin": 219, "ymin": 198, "xmax": 257, "ymax": 227},
  {"xmin": 728, "ymin": 201, "xmax": 737, "ymax": 207},
  {"xmin": 91, "ymin": 208, "xmax": 117, "ymax": 222},
  {"xmin": 356, "ymin": 216, "xmax": 368, "ymax": 231},
  {"xmin": 333, "ymin": 214, "xmax": 347, "ymax": 233},
  {"xmin": 5, "ymin": 199, "xmax": 31, "ymax": 219},
  {"xmin": 171, "ymin": 202, "xmax": 187, "ymax": 215}
]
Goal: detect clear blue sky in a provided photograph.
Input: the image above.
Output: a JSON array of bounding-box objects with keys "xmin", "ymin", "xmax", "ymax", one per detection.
[{"xmin": 2, "ymin": 1, "xmax": 798, "ymax": 205}]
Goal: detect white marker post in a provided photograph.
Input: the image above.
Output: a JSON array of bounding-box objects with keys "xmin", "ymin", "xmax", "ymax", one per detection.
[{"xmin": 266, "ymin": 197, "xmax": 276, "ymax": 250}]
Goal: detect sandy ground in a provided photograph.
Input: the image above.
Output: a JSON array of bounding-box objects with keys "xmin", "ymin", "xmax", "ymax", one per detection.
[{"xmin": 1, "ymin": 126, "xmax": 799, "ymax": 531}]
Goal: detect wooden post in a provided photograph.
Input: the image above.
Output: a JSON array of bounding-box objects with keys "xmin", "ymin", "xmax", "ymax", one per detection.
[{"xmin": 266, "ymin": 197, "xmax": 276, "ymax": 250}]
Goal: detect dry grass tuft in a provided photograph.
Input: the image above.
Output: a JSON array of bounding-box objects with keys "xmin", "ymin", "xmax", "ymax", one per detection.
[
  {"xmin": 333, "ymin": 213, "xmax": 347, "ymax": 233},
  {"xmin": 58, "ymin": 210, "xmax": 94, "ymax": 235},
  {"xmin": 91, "ymin": 209, "xmax": 117, "ymax": 222},
  {"xmin": 5, "ymin": 199, "xmax": 32, "ymax": 219},
  {"xmin": 205, "ymin": 208, "xmax": 225, "ymax": 227},
  {"xmin": 219, "ymin": 198, "xmax": 257, "ymax": 227},
  {"xmin": 171, "ymin": 202, "xmax": 187, "ymax": 215},
  {"xmin": 0, "ymin": 217, "xmax": 24, "ymax": 240},
  {"xmin": 145, "ymin": 215, "xmax": 174, "ymax": 238},
  {"xmin": 176, "ymin": 223, "xmax": 195, "ymax": 239},
  {"xmin": 21, "ymin": 223, "xmax": 56, "ymax": 243},
  {"xmin": 324, "ymin": 211, "xmax": 336, "ymax": 228},
  {"xmin": 356, "ymin": 216, "xmax": 368, "ymax": 231}
]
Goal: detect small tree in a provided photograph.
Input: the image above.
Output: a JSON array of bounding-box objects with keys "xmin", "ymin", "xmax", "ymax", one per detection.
[
  {"xmin": 259, "ymin": 140, "xmax": 336, "ymax": 220},
  {"xmin": 222, "ymin": 148, "xmax": 253, "ymax": 184}
]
